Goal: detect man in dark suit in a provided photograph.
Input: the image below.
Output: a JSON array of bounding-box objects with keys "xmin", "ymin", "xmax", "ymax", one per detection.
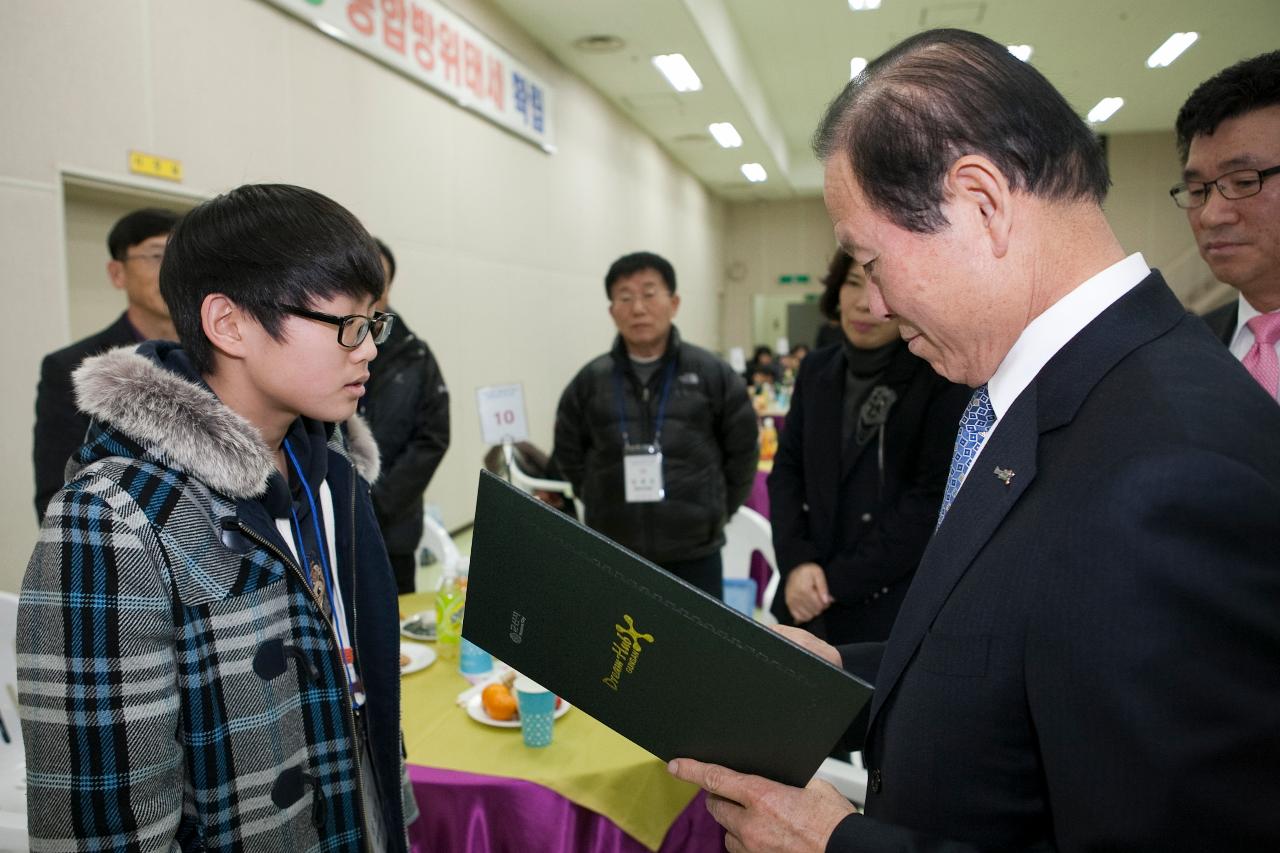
[
  {"xmin": 1174, "ymin": 51, "xmax": 1280, "ymax": 403},
  {"xmin": 670, "ymin": 29, "xmax": 1280, "ymax": 852},
  {"xmin": 34, "ymin": 208, "xmax": 179, "ymax": 520}
]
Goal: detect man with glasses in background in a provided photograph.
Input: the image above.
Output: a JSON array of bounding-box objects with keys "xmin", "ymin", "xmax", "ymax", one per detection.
[
  {"xmin": 551, "ymin": 251, "xmax": 758, "ymax": 598},
  {"xmin": 1174, "ymin": 50, "xmax": 1280, "ymax": 403},
  {"xmin": 33, "ymin": 207, "xmax": 180, "ymax": 520}
]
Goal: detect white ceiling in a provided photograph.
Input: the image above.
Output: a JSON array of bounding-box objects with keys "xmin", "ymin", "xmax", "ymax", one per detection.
[{"xmin": 488, "ymin": 0, "xmax": 1280, "ymax": 200}]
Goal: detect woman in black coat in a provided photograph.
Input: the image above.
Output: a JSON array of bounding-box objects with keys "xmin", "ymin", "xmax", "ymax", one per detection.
[{"xmin": 767, "ymin": 250, "xmax": 969, "ymax": 643}]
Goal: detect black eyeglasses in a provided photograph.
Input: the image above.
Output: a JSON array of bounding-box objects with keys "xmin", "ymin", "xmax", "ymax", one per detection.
[
  {"xmin": 1169, "ymin": 164, "xmax": 1280, "ymax": 209},
  {"xmin": 281, "ymin": 305, "xmax": 395, "ymax": 348}
]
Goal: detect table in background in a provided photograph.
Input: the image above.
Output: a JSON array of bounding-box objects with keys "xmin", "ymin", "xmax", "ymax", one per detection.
[{"xmin": 398, "ymin": 593, "xmax": 725, "ymax": 852}]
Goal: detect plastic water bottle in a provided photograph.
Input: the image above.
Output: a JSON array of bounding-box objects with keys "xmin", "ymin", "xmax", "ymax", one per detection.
[
  {"xmin": 435, "ymin": 570, "xmax": 465, "ymax": 662},
  {"xmin": 760, "ymin": 417, "xmax": 779, "ymax": 462}
]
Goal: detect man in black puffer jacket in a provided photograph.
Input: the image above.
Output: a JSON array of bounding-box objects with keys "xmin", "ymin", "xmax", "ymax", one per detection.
[
  {"xmin": 552, "ymin": 251, "xmax": 758, "ymax": 598},
  {"xmin": 359, "ymin": 239, "xmax": 450, "ymax": 593}
]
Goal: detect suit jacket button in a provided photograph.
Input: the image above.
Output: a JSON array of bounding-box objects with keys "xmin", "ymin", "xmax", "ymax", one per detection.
[{"xmin": 869, "ymin": 768, "xmax": 882, "ymax": 794}]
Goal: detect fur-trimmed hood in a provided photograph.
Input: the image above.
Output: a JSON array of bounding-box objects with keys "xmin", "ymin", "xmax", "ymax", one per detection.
[{"xmin": 71, "ymin": 345, "xmax": 380, "ymax": 499}]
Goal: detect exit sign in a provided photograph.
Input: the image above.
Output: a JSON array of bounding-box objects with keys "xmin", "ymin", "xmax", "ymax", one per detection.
[{"xmin": 128, "ymin": 150, "xmax": 183, "ymax": 182}]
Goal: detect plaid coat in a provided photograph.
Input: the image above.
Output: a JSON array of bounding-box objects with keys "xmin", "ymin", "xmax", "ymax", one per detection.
[{"xmin": 18, "ymin": 344, "xmax": 408, "ymax": 852}]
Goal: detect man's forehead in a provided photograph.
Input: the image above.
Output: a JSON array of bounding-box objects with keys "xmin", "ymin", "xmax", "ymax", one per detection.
[{"xmin": 614, "ymin": 269, "xmax": 664, "ymax": 289}]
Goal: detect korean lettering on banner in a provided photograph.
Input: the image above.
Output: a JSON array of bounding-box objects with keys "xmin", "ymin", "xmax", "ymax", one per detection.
[
  {"xmin": 382, "ymin": 0, "xmax": 407, "ymax": 54},
  {"xmin": 281, "ymin": 0, "xmax": 552, "ymax": 149}
]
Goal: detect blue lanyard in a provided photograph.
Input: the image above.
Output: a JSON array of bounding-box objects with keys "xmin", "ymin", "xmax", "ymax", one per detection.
[
  {"xmin": 613, "ymin": 358, "xmax": 677, "ymax": 446},
  {"xmin": 283, "ymin": 438, "xmax": 357, "ymax": 699}
]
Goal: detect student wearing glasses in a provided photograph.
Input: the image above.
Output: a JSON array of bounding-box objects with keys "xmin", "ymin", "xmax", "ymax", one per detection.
[
  {"xmin": 33, "ymin": 207, "xmax": 180, "ymax": 520},
  {"xmin": 1175, "ymin": 50, "xmax": 1280, "ymax": 403},
  {"xmin": 18, "ymin": 184, "xmax": 413, "ymax": 851}
]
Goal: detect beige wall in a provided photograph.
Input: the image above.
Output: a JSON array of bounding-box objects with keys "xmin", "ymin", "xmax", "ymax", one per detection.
[
  {"xmin": 0, "ymin": 0, "xmax": 726, "ymax": 593},
  {"xmin": 717, "ymin": 131, "xmax": 1218, "ymax": 358}
]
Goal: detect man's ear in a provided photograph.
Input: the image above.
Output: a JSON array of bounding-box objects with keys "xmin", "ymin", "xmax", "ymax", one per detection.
[
  {"xmin": 669, "ymin": 292, "xmax": 681, "ymax": 315},
  {"xmin": 107, "ymin": 260, "xmax": 126, "ymax": 291},
  {"xmin": 201, "ymin": 293, "xmax": 252, "ymax": 360},
  {"xmin": 946, "ymin": 155, "xmax": 1013, "ymax": 259}
]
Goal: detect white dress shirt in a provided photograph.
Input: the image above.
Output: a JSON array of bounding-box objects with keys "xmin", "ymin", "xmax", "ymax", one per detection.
[
  {"xmin": 1226, "ymin": 296, "xmax": 1280, "ymax": 403},
  {"xmin": 963, "ymin": 253, "xmax": 1151, "ymax": 476}
]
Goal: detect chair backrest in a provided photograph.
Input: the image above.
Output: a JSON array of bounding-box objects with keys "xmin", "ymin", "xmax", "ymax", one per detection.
[
  {"xmin": 419, "ymin": 512, "xmax": 462, "ymax": 578},
  {"xmin": 0, "ymin": 591, "xmax": 30, "ymax": 850},
  {"xmin": 719, "ymin": 507, "xmax": 781, "ymax": 619},
  {"xmin": 501, "ymin": 443, "xmax": 585, "ymax": 523}
]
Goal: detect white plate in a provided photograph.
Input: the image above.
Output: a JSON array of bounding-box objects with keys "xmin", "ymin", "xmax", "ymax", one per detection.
[
  {"xmin": 400, "ymin": 610, "xmax": 436, "ymax": 642},
  {"xmin": 400, "ymin": 643, "xmax": 436, "ymax": 675},
  {"xmin": 464, "ymin": 693, "xmax": 571, "ymax": 728}
]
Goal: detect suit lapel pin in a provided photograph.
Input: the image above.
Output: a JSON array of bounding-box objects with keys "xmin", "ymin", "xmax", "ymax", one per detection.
[{"xmin": 993, "ymin": 466, "xmax": 1015, "ymax": 486}]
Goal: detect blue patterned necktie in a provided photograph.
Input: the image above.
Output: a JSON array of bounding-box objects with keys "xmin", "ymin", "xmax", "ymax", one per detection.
[{"xmin": 937, "ymin": 384, "xmax": 994, "ymax": 528}]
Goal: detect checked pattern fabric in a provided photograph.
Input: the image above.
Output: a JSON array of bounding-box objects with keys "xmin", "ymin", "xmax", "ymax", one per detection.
[
  {"xmin": 937, "ymin": 384, "xmax": 994, "ymax": 528},
  {"xmin": 1242, "ymin": 312, "xmax": 1280, "ymax": 399}
]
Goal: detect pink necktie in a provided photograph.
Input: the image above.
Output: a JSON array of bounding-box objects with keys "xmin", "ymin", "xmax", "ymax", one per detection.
[{"xmin": 1242, "ymin": 312, "xmax": 1280, "ymax": 398}]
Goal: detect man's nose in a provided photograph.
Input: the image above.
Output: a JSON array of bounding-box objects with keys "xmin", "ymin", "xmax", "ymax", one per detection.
[
  {"xmin": 1197, "ymin": 185, "xmax": 1241, "ymax": 228},
  {"xmin": 867, "ymin": 281, "xmax": 892, "ymax": 320}
]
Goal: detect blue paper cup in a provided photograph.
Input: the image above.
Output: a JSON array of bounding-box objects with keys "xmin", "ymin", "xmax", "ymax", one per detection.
[
  {"xmin": 723, "ymin": 577, "xmax": 758, "ymax": 617},
  {"xmin": 459, "ymin": 638, "xmax": 493, "ymax": 683},
  {"xmin": 514, "ymin": 676, "xmax": 555, "ymax": 748}
]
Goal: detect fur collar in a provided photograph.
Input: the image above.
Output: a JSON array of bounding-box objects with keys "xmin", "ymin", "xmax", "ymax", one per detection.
[{"xmin": 72, "ymin": 346, "xmax": 380, "ymax": 499}]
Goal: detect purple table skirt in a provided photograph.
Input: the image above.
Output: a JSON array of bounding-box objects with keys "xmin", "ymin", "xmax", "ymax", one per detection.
[
  {"xmin": 745, "ymin": 469, "xmax": 773, "ymax": 606},
  {"xmin": 407, "ymin": 764, "xmax": 725, "ymax": 853}
]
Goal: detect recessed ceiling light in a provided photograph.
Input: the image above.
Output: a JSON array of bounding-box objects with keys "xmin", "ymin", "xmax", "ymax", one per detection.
[
  {"xmin": 651, "ymin": 54, "xmax": 702, "ymax": 93},
  {"xmin": 708, "ymin": 122, "xmax": 743, "ymax": 148},
  {"xmin": 741, "ymin": 163, "xmax": 768, "ymax": 183},
  {"xmin": 850, "ymin": 57, "xmax": 868, "ymax": 78},
  {"xmin": 1146, "ymin": 32, "xmax": 1198, "ymax": 69},
  {"xmin": 572, "ymin": 34, "xmax": 626, "ymax": 54},
  {"xmin": 1087, "ymin": 97, "xmax": 1125, "ymax": 124},
  {"xmin": 1006, "ymin": 44, "xmax": 1033, "ymax": 62},
  {"xmin": 848, "ymin": 0, "xmax": 882, "ymax": 9}
]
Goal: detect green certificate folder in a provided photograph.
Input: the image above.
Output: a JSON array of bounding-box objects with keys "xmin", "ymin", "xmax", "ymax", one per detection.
[{"xmin": 463, "ymin": 470, "xmax": 873, "ymax": 788}]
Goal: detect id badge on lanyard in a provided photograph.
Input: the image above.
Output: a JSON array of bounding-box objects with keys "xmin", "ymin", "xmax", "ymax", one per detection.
[{"xmin": 623, "ymin": 443, "xmax": 664, "ymax": 502}]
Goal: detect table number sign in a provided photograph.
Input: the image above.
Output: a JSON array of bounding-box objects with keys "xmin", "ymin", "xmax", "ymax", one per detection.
[{"xmin": 476, "ymin": 383, "xmax": 530, "ymax": 445}]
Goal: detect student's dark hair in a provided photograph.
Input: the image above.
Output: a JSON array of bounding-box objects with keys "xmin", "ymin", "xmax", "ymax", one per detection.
[
  {"xmin": 1176, "ymin": 51, "xmax": 1280, "ymax": 164},
  {"xmin": 604, "ymin": 251, "xmax": 676, "ymax": 297},
  {"xmin": 813, "ymin": 28, "xmax": 1110, "ymax": 234},
  {"xmin": 160, "ymin": 184, "xmax": 384, "ymax": 375},
  {"xmin": 107, "ymin": 208, "xmax": 180, "ymax": 260},
  {"xmin": 752, "ymin": 345, "xmax": 773, "ymax": 361},
  {"xmin": 819, "ymin": 249, "xmax": 856, "ymax": 321},
  {"xmin": 374, "ymin": 237, "xmax": 397, "ymax": 284}
]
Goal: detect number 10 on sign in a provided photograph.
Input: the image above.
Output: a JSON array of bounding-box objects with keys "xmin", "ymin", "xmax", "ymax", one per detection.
[{"xmin": 476, "ymin": 383, "xmax": 531, "ymax": 445}]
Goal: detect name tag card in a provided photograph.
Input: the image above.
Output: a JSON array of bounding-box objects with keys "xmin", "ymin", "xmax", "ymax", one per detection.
[{"xmin": 623, "ymin": 444, "xmax": 664, "ymax": 502}]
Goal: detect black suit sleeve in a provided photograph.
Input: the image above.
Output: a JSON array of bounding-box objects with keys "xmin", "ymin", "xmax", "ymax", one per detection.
[
  {"xmin": 768, "ymin": 357, "xmax": 823, "ymax": 573},
  {"xmin": 715, "ymin": 363, "xmax": 759, "ymax": 516},
  {"xmin": 369, "ymin": 347, "xmax": 450, "ymax": 520},
  {"xmin": 34, "ymin": 352, "xmax": 90, "ymax": 521},
  {"xmin": 822, "ymin": 379, "xmax": 968, "ymax": 603}
]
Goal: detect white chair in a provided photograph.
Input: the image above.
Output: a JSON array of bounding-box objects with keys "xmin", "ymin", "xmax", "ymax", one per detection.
[
  {"xmin": 814, "ymin": 753, "xmax": 868, "ymax": 807},
  {"xmin": 418, "ymin": 511, "xmax": 462, "ymax": 580},
  {"xmin": 0, "ymin": 591, "xmax": 29, "ymax": 852},
  {"xmin": 500, "ymin": 442, "xmax": 584, "ymax": 523},
  {"xmin": 719, "ymin": 506, "xmax": 781, "ymax": 621}
]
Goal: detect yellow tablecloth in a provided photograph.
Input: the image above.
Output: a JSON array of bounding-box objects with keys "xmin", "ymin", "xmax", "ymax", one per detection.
[{"xmin": 398, "ymin": 593, "xmax": 701, "ymax": 851}]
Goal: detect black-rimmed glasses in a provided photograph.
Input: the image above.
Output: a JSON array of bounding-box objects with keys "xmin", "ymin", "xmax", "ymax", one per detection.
[
  {"xmin": 1169, "ymin": 165, "xmax": 1280, "ymax": 209},
  {"xmin": 282, "ymin": 305, "xmax": 395, "ymax": 348}
]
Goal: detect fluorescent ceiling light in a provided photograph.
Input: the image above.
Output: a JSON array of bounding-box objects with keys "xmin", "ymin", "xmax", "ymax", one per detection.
[
  {"xmin": 1006, "ymin": 44, "xmax": 1033, "ymax": 62},
  {"xmin": 850, "ymin": 57, "xmax": 868, "ymax": 78},
  {"xmin": 1146, "ymin": 32, "xmax": 1198, "ymax": 68},
  {"xmin": 652, "ymin": 54, "xmax": 702, "ymax": 92},
  {"xmin": 708, "ymin": 122, "xmax": 743, "ymax": 148},
  {"xmin": 741, "ymin": 163, "xmax": 767, "ymax": 183},
  {"xmin": 1087, "ymin": 97, "xmax": 1125, "ymax": 124},
  {"xmin": 848, "ymin": 0, "xmax": 882, "ymax": 9}
]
